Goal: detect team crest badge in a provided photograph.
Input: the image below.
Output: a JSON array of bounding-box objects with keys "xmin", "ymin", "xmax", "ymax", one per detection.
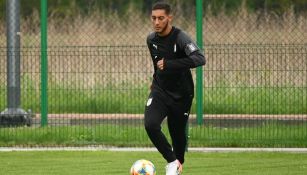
[{"xmin": 146, "ymin": 98, "xmax": 153, "ymax": 106}]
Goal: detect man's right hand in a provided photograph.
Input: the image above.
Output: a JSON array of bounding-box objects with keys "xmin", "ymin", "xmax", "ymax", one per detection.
[{"xmin": 157, "ymin": 58, "xmax": 164, "ymax": 70}]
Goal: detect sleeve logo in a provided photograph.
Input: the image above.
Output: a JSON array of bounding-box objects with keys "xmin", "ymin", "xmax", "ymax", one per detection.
[{"xmin": 187, "ymin": 43, "xmax": 197, "ymax": 53}]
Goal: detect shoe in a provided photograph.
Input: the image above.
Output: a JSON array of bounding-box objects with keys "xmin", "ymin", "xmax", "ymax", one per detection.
[{"xmin": 165, "ymin": 159, "xmax": 182, "ymax": 175}]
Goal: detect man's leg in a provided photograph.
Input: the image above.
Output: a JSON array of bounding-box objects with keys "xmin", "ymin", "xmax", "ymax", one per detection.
[
  {"xmin": 144, "ymin": 91, "xmax": 176, "ymax": 163},
  {"xmin": 167, "ymin": 96, "xmax": 193, "ymax": 164}
]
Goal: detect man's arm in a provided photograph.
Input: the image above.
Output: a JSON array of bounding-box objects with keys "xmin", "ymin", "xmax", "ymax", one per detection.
[
  {"xmin": 147, "ymin": 33, "xmax": 159, "ymax": 72},
  {"xmin": 163, "ymin": 31, "xmax": 206, "ymax": 70}
]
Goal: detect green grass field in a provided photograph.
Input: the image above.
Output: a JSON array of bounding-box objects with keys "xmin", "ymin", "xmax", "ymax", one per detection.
[
  {"xmin": 0, "ymin": 151, "xmax": 306, "ymax": 175},
  {"xmin": 0, "ymin": 123, "xmax": 306, "ymax": 147},
  {"xmin": 1, "ymin": 84, "xmax": 306, "ymax": 114}
]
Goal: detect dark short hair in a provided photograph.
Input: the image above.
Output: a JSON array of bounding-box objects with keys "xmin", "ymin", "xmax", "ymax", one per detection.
[{"xmin": 152, "ymin": 1, "xmax": 172, "ymax": 15}]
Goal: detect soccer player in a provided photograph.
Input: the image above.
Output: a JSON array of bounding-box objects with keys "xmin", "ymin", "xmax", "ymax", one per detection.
[{"xmin": 144, "ymin": 1, "xmax": 206, "ymax": 175}]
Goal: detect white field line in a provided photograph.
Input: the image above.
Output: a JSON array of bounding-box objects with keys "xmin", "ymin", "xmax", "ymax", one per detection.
[
  {"xmin": 1, "ymin": 147, "xmax": 307, "ymax": 153},
  {"xmin": 34, "ymin": 114, "xmax": 307, "ymax": 120}
]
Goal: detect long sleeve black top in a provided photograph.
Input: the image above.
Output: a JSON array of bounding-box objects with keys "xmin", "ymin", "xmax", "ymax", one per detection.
[{"xmin": 147, "ymin": 26, "xmax": 206, "ymax": 100}]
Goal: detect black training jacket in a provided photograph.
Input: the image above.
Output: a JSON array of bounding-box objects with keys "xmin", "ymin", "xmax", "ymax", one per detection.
[{"xmin": 146, "ymin": 26, "xmax": 206, "ymax": 100}]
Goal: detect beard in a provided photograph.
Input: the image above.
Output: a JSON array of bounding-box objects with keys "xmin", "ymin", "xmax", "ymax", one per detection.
[{"xmin": 157, "ymin": 21, "xmax": 169, "ymax": 35}]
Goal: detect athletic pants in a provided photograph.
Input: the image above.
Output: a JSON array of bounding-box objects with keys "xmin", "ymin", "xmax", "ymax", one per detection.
[{"xmin": 144, "ymin": 89, "xmax": 193, "ymax": 164}]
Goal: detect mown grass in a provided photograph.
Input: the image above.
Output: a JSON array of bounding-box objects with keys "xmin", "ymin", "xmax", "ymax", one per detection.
[
  {"xmin": 1, "ymin": 83, "xmax": 306, "ymax": 114},
  {"xmin": 0, "ymin": 123, "xmax": 306, "ymax": 147},
  {"xmin": 0, "ymin": 151, "xmax": 307, "ymax": 175},
  {"xmin": 204, "ymin": 86, "xmax": 307, "ymax": 114}
]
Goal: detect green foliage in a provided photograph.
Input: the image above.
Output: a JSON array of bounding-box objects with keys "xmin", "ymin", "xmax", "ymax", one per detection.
[
  {"xmin": 20, "ymin": 0, "xmax": 40, "ymax": 18},
  {"xmin": 266, "ymin": 0, "xmax": 292, "ymax": 16},
  {"xmin": 0, "ymin": 0, "xmax": 306, "ymax": 21},
  {"xmin": 0, "ymin": 0, "xmax": 4, "ymax": 19},
  {"xmin": 292, "ymin": 0, "xmax": 307, "ymax": 15},
  {"xmin": 48, "ymin": 0, "xmax": 79, "ymax": 18},
  {"xmin": 246, "ymin": 0, "xmax": 306, "ymax": 15},
  {"xmin": 224, "ymin": 0, "xmax": 244, "ymax": 15},
  {"xmin": 204, "ymin": 0, "xmax": 243, "ymax": 16},
  {"xmin": 206, "ymin": 0, "xmax": 225, "ymax": 16},
  {"xmin": 246, "ymin": 0, "xmax": 265, "ymax": 12}
]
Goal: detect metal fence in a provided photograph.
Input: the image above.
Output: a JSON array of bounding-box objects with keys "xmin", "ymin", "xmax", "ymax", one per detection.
[{"xmin": 0, "ymin": 0, "xmax": 306, "ymax": 148}]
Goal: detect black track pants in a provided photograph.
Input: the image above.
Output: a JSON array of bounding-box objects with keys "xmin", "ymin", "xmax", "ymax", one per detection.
[{"xmin": 144, "ymin": 89, "xmax": 193, "ymax": 164}]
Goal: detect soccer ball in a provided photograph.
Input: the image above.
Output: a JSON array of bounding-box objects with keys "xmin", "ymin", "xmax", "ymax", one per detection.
[{"xmin": 130, "ymin": 159, "xmax": 156, "ymax": 175}]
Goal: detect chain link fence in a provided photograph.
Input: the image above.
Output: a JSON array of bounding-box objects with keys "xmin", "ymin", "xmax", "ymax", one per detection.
[{"xmin": 0, "ymin": 0, "xmax": 306, "ymax": 147}]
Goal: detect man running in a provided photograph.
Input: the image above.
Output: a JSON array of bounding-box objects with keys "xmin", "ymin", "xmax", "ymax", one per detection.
[{"xmin": 144, "ymin": 1, "xmax": 206, "ymax": 175}]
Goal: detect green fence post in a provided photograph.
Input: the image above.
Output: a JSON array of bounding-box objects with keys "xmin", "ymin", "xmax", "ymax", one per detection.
[
  {"xmin": 196, "ymin": 0, "xmax": 203, "ymax": 125},
  {"xmin": 40, "ymin": 0, "xmax": 48, "ymax": 126}
]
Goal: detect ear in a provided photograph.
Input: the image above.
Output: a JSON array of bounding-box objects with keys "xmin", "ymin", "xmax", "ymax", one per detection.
[{"xmin": 168, "ymin": 15, "xmax": 173, "ymax": 22}]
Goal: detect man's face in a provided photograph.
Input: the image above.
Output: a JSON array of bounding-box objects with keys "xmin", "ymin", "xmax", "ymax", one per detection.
[{"xmin": 151, "ymin": 9, "xmax": 172, "ymax": 34}]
